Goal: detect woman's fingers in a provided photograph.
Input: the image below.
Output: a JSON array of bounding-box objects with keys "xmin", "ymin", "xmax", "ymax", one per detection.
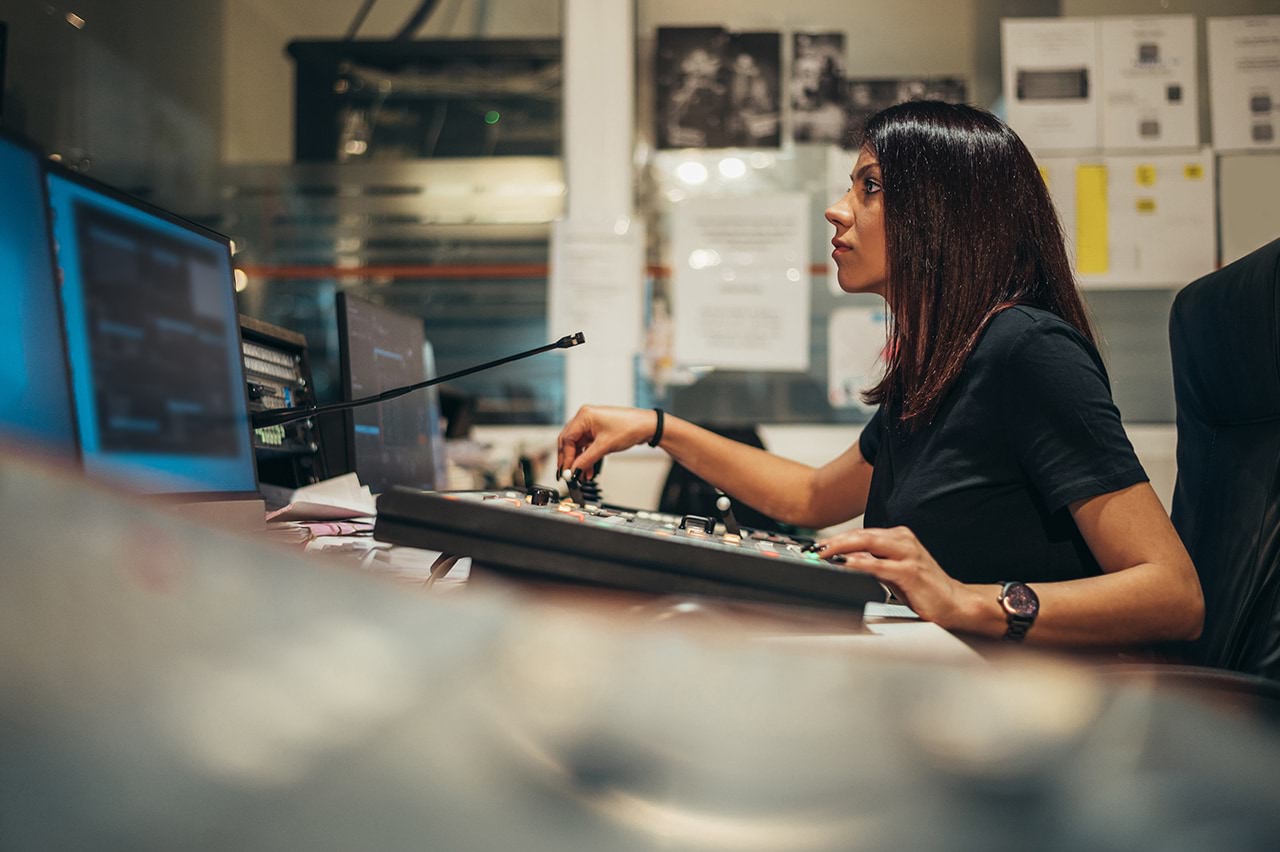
[
  {"xmin": 556, "ymin": 409, "xmax": 594, "ymax": 476},
  {"xmin": 838, "ymin": 552, "xmax": 911, "ymax": 583},
  {"xmin": 816, "ymin": 527, "xmax": 918, "ymax": 561}
]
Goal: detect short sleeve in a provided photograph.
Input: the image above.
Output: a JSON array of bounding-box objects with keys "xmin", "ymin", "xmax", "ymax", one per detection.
[
  {"xmin": 1001, "ymin": 322, "xmax": 1148, "ymax": 514},
  {"xmin": 858, "ymin": 407, "xmax": 883, "ymax": 465}
]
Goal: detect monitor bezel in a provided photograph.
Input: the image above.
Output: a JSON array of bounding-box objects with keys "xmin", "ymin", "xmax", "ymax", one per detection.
[
  {"xmin": 43, "ymin": 160, "xmax": 262, "ymax": 502},
  {"xmin": 0, "ymin": 129, "xmax": 84, "ymax": 464},
  {"xmin": 335, "ymin": 290, "xmax": 358, "ymax": 483}
]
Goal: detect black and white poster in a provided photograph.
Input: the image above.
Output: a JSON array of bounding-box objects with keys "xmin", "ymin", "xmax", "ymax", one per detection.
[
  {"xmin": 791, "ymin": 32, "xmax": 846, "ymax": 144},
  {"xmin": 655, "ymin": 28, "xmax": 781, "ymax": 149},
  {"xmin": 723, "ymin": 32, "xmax": 781, "ymax": 147},
  {"xmin": 842, "ymin": 77, "xmax": 968, "ymax": 148}
]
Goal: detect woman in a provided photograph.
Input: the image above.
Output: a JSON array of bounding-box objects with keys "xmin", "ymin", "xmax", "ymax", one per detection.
[{"xmin": 557, "ymin": 101, "xmax": 1203, "ymax": 648}]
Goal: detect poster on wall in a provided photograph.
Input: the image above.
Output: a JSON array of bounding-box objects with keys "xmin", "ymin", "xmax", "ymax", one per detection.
[
  {"xmin": 791, "ymin": 32, "xmax": 847, "ymax": 144},
  {"xmin": 1208, "ymin": 16, "xmax": 1280, "ymax": 152},
  {"xmin": 841, "ymin": 77, "xmax": 967, "ymax": 149},
  {"xmin": 827, "ymin": 307, "xmax": 888, "ymax": 413},
  {"xmin": 670, "ymin": 194, "xmax": 810, "ymax": 371},
  {"xmin": 1100, "ymin": 16, "xmax": 1198, "ymax": 150},
  {"xmin": 1002, "ymin": 18, "xmax": 1101, "ymax": 152},
  {"xmin": 655, "ymin": 28, "xmax": 781, "ymax": 149},
  {"xmin": 1038, "ymin": 149, "xmax": 1216, "ymax": 286}
]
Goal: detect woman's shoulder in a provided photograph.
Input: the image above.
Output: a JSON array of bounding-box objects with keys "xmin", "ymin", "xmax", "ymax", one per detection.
[
  {"xmin": 980, "ymin": 305, "xmax": 1096, "ymax": 356},
  {"xmin": 976, "ymin": 304, "xmax": 1106, "ymax": 379}
]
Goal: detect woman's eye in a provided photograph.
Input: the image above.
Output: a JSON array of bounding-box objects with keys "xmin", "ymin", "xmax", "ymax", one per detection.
[{"xmin": 864, "ymin": 179, "xmax": 881, "ymax": 194}]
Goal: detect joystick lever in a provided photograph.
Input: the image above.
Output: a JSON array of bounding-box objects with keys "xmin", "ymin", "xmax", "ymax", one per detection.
[
  {"xmin": 563, "ymin": 469, "xmax": 586, "ymax": 505},
  {"xmin": 715, "ymin": 494, "xmax": 743, "ymax": 537}
]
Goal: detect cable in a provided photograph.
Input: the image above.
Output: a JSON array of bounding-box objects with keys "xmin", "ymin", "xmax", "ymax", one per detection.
[
  {"xmin": 251, "ymin": 332, "xmax": 586, "ymax": 430},
  {"xmin": 392, "ymin": 0, "xmax": 444, "ymax": 41},
  {"xmin": 344, "ymin": 0, "xmax": 379, "ymax": 39}
]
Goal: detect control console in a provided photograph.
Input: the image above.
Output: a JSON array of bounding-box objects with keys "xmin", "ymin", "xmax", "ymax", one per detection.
[{"xmin": 374, "ymin": 488, "xmax": 887, "ymax": 615}]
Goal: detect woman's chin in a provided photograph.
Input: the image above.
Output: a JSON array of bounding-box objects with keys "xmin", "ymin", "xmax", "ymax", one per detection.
[{"xmin": 837, "ymin": 275, "xmax": 886, "ymax": 297}]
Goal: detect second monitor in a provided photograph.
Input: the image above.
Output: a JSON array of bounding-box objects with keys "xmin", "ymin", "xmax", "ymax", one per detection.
[{"xmin": 336, "ymin": 293, "xmax": 446, "ymax": 494}]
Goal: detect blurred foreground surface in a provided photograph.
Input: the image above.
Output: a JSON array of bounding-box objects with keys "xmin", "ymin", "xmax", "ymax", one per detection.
[{"xmin": 2, "ymin": 453, "xmax": 1280, "ymax": 851}]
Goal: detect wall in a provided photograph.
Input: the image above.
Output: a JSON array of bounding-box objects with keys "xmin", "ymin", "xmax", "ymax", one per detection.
[
  {"xmin": 0, "ymin": 0, "xmax": 226, "ymax": 206},
  {"xmin": 222, "ymin": 0, "xmax": 561, "ymax": 163},
  {"xmin": 222, "ymin": 0, "xmax": 1074, "ymax": 163}
]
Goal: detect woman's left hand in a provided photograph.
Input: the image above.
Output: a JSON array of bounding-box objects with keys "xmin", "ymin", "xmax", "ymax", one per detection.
[{"xmin": 815, "ymin": 526, "xmax": 975, "ymax": 628}]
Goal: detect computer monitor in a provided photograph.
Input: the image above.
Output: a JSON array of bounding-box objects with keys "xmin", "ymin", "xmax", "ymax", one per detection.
[
  {"xmin": 0, "ymin": 132, "xmax": 78, "ymax": 459},
  {"xmin": 336, "ymin": 292, "xmax": 445, "ymax": 494},
  {"xmin": 45, "ymin": 165, "xmax": 259, "ymax": 498}
]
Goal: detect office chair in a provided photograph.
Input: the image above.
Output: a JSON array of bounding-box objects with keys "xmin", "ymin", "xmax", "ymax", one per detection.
[
  {"xmin": 657, "ymin": 425, "xmax": 789, "ymax": 533},
  {"xmin": 1168, "ymin": 238, "xmax": 1280, "ymax": 679},
  {"xmin": 1100, "ymin": 239, "xmax": 1280, "ymax": 724}
]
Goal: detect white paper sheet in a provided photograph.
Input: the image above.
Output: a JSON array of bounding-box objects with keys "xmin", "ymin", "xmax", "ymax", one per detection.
[
  {"xmin": 670, "ymin": 194, "xmax": 811, "ymax": 371},
  {"xmin": 265, "ymin": 472, "xmax": 377, "ymax": 521},
  {"xmin": 1003, "ymin": 18, "xmax": 1101, "ymax": 153},
  {"xmin": 827, "ymin": 307, "xmax": 887, "ymax": 412},
  {"xmin": 1037, "ymin": 149, "xmax": 1216, "ymax": 287},
  {"xmin": 548, "ymin": 220, "xmax": 644, "ymax": 354},
  {"xmin": 1100, "ymin": 16, "xmax": 1198, "ymax": 150},
  {"xmin": 548, "ymin": 220, "xmax": 645, "ymax": 411},
  {"xmin": 1208, "ymin": 16, "xmax": 1280, "ymax": 152}
]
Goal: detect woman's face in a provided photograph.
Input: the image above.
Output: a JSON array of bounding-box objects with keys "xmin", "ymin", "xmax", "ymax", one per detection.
[{"xmin": 825, "ymin": 147, "xmax": 887, "ymax": 297}]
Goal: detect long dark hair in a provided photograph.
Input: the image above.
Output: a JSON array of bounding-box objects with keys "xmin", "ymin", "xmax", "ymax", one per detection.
[{"xmin": 859, "ymin": 101, "xmax": 1095, "ymax": 430}]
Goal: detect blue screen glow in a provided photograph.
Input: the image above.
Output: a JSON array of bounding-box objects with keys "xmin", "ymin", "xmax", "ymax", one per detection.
[
  {"xmin": 46, "ymin": 171, "xmax": 258, "ymax": 495},
  {"xmin": 0, "ymin": 137, "xmax": 78, "ymax": 457}
]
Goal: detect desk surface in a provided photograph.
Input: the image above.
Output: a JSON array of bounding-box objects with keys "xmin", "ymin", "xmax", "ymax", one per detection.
[{"xmin": 306, "ymin": 534, "xmax": 983, "ymax": 664}]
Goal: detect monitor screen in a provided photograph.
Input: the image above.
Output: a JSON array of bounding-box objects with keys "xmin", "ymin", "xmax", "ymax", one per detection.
[
  {"xmin": 337, "ymin": 293, "xmax": 444, "ymax": 493},
  {"xmin": 0, "ymin": 133, "xmax": 78, "ymax": 458},
  {"xmin": 46, "ymin": 168, "xmax": 258, "ymax": 495}
]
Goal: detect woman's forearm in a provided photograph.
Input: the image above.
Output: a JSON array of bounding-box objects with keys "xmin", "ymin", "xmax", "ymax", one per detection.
[
  {"xmin": 953, "ymin": 563, "xmax": 1204, "ymax": 646},
  {"xmin": 658, "ymin": 415, "xmax": 825, "ymax": 527}
]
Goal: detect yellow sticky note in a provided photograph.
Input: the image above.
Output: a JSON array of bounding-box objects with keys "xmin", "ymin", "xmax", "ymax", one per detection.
[
  {"xmin": 1075, "ymin": 165, "xmax": 1109, "ymax": 276},
  {"xmin": 1184, "ymin": 163, "xmax": 1204, "ymax": 180},
  {"xmin": 1136, "ymin": 164, "xmax": 1157, "ymax": 186},
  {"xmin": 1038, "ymin": 165, "xmax": 1050, "ymax": 188},
  {"xmin": 1136, "ymin": 197, "xmax": 1157, "ymax": 214}
]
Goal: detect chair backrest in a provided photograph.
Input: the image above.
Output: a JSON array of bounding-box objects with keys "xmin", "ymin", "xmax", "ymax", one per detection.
[
  {"xmin": 657, "ymin": 425, "xmax": 785, "ymax": 532},
  {"xmin": 1169, "ymin": 238, "xmax": 1280, "ymax": 676}
]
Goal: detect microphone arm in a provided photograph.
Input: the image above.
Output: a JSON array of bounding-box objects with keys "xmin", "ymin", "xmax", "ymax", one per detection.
[{"xmin": 251, "ymin": 332, "xmax": 586, "ymax": 430}]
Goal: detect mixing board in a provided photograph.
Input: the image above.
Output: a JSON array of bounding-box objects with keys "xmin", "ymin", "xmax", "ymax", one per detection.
[{"xmin": 374, "ymin": 488, "xmax": 888, "ymax": 614}]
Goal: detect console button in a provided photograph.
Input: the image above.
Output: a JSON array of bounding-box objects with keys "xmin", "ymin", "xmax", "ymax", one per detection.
[
  {"xmin": 528, "ymin": 486, "xmax": 558, "ymax": 506},
  {"xmin": 678, "ymin": 514, "xmax": 715, "ymax": 534}
]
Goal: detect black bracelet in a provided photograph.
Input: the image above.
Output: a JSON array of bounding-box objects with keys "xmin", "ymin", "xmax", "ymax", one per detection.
[{"xmin": 648, "ymin": 408, "xmax": 665, "ymax": 448}]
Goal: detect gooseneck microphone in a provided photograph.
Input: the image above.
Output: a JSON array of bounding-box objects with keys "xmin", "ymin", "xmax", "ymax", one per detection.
[{"xmin": 251, "ymin": 332, "xmax": 586, "ymax": 430}]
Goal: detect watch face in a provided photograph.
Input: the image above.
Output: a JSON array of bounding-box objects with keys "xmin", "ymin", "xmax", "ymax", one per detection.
[{"xmin": 1003, "ymin": 583, "xmax": 1039, "ymax": 617}]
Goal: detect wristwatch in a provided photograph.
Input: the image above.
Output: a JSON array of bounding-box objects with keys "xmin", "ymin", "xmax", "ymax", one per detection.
[{"xmin": 997, "ymin": 581, "xmax": 1039, "ymax": 642}]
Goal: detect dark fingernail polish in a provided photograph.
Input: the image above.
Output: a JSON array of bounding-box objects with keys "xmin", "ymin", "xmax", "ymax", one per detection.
[
  {"xmin": 829, "ymin": 554, "xmax": 847, "ymax": 564},
  {"xmin": 816, "ymin": 543, "xmax": 828, "ymax": 552}
]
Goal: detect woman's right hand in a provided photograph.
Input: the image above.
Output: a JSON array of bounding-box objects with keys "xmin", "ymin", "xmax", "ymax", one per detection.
[{"xmin": 557, "ymin": 406, "xmax": 660, "ymax": 480}]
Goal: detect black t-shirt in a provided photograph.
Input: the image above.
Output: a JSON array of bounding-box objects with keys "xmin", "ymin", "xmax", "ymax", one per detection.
[{"xmin": 858, "ymin": 305, "xmax": 1148, "ymax": 586}]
